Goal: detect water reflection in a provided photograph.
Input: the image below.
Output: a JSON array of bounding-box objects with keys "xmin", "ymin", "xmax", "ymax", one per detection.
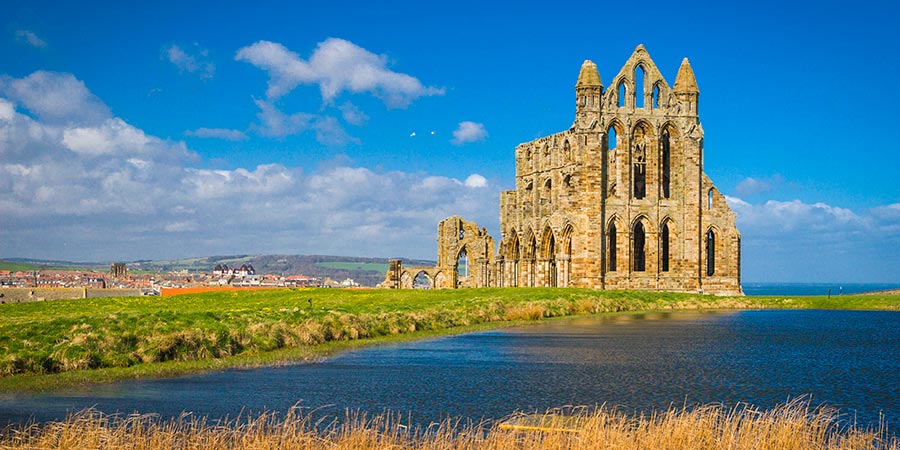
[{"xmin": 1, "ymin": 310, "xmax": 898, "ymax": 429}]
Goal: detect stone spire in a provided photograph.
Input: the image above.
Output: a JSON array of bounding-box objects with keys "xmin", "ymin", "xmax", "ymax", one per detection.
[
  {"xmin": 575, "ymin": 60, "xmax": 602, "ymax": 88},
  {"xmin": 673, "ymin": 58, "xmax": 699, "ymax": 93}
]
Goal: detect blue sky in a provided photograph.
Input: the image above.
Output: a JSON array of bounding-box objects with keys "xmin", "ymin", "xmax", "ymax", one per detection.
[{"xmin": 1, "ymin": 0, "xmax": 898, "ymax": 283}]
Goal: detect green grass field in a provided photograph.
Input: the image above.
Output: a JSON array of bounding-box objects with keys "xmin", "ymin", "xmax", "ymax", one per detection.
[
  {"xmin": 0, "ymin": 261, "xmax": 38, "ymax": 272},
  {"xmin": 315, "ymin": 261, "xmax": 389, "ymax": 272},
  {"xmin": 1, "ymin": 288, "xmax": 898, "ymax": 391}
]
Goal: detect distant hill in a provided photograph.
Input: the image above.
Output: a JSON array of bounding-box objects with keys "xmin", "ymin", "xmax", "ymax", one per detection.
[{"xmin": 2, "ymin": 255, "xmax": 435, "ymax": 287}]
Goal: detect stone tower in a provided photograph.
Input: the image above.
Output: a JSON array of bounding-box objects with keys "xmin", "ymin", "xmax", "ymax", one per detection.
[{"xmin": 384, "ymin": 45, "xmax": 742, "ymax": 295}]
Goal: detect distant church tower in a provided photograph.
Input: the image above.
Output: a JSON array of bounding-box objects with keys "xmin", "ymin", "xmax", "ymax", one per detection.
[{"xmin": 384, "ymin": 45, "xmax": 742, "ymax": 295}]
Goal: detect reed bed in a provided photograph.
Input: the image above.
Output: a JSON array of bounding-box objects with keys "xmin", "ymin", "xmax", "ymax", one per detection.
[{"xmin": 1, "ymin": 400, "xmax": 895, "ymax": 450}]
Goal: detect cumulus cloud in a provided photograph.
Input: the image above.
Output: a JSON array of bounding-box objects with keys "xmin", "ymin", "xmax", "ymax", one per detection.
[
  {"xmin": 184, "ymin": 127, "xmax": 248, "ymax": 141},
  {"xmin": 235, "ymin": 38, "xmax": 444, "ymax": 107},
  {"xmin": 465, "ymin": 174, "xmax": 488, "ymax": 188},
  {"xmin": 726, "ymin": 196, "xmax": 900, "ymax": 282},
  {"xmin": 0, "ymin": 70, "xmax": 497, "ymax": 262},
  {"xmin": 15, "ymin": 30, "xmax": 47, "ymax": 48},
  {"xmin": 452, "ymin": 121, "xmax": 488, "ymax": 145},
  {"xmin": 164, "ymin": 44, "xmax": 215, "ymax": 79},
  {"xmin": 0, "ymin": 71, "xmax": 111, "ymax": 125}
]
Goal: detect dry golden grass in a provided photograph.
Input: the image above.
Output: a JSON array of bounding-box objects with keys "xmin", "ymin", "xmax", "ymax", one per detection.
[{"xmin": 1, "ymin": 400, "xmax": 894, "ymax": 450}]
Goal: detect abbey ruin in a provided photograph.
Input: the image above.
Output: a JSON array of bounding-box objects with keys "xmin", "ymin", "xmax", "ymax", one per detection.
[{"xmin": 383, "ymin": 45, "xmax": 742, "ymax": 295}]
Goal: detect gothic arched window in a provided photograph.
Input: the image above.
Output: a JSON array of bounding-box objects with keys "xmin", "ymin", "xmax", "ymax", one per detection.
[
  {"xmin": 661, "ymin": 222, "xmax": 670, "ymax": 272},
  {"xmin": 633, "ymin": 222, "xmax": 646, "ymax": 272},
  {"xmin": 706, "ymin": 229, "xmax": 716, "ymax": 276},
  {"xmin": 661, "ymin": 128, "xmax": 671, "ymax": 199},
  {"xmin": 608, "ymin": 223, "xmax": 617, "ymax": 272}
]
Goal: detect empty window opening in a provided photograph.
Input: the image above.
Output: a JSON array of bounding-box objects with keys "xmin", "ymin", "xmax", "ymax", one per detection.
[
  {"xmin": 708, "ymin": 189, "xmax": 713, "ymax": 209},
  {"xmin": 633, "ymin": 222, "xmax": 646, "ymax": 272},
  {"xmin": 457, "ymin": 248, "xmax": 468, "ymax": 278},
  {"xmin": 635, "ymin": 65, "xmax": 645, "ymax": 108},
  {"xmin": 661, "ymin": 223, "xmax": 670, "ymax": 272},
  {"xmin": 607, "ymin": 126, "xmax": 617, "ymax": 151},
  {"xmin": 547, "ymin": 234, "xmax": 557, "ymax": 287},
  {"xmin": 617, "ymin": 81, "xmax": 626, "ymax": 108},
  {"xmin": 661, "ymin": 129, "xmax": 671, "ymax": 199},
  {"xmin": 653, "ymin": 84, "xmax": 660, "ymax": 109},
  {"xmin": 543, "ymin": 179, "xmax": 552, "ymax": 204},
  {"xmin": 706, "ymin": 230, "xmax": 715, "ymax": 276},
  {"xmin": 608, "ymin": 223, "xmax": 617, "ymax": 272},
  {"xmin": 413, "ymin": 271, "xmax": 431, "ymax": 289},
  {"xmin": 510, "ymin": 235, "xmax": 520, "ymax": 287}
]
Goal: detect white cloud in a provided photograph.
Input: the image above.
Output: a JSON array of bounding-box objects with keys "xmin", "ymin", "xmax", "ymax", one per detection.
[
  {"xmin": 164, "ymin": 44, "xmax": 215, "ymax": 79},
  {"xmin": 465, "ymin": 174, "xmax": 488, "ymax": 188},
  {"xmin": 0, "ymin": 98, "xmax": 14, "ymax": 121},
  {"xmin": 312, "ymin": 116, "xmax": 358, "ymax": 146},
  {"xmin": 339, "ymin": 102, "xmax": 369, "ymax": 126},
  {"xmin": 15, "ymin": 30, "xmax": 47, "ymax": 48},
  {"xmin": 251, "ymin": 99, "xmax": 355, "ymax": 145},
  {"xmin": 0, "ymin": 70, "xmax": 497, "ymax": 262},
  {"xmin": 734, "ymin": 174, "xmax": 786, "ymax": 197},
  {"xmin": 725, "ymin": 196, "xmax": 900, "ymax": 282},
  {"xmin": 62, "ymin": 118, "xmax": 153, "ymax": 157},
  {"xmin": 252, "ymin": 99, "xmax": 314, "ymax": 137},
  {"xmin": 1, "ymin": 71, "xmax": 111, "ymax": 125},
  {"xmin": 184, "ymin": 127, "xmax": 248, "ymax": 141},
  {"xmin": 235, "ymin": 38, "xmax": 444, "ymax": 107},
  {"xmin": 452, "ymin": 121, "xmax": 488, "ymax": 145}
]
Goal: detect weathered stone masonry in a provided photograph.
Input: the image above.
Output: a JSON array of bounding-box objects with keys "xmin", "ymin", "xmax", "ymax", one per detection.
[{"xmin": 383, "ymin": 45, "xmax": 742, "ymax": 295}]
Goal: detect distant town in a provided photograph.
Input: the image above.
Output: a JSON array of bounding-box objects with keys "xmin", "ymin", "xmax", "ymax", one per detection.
[{"xmin": 0, "ymin": 262, "xmax": 360, "ymax": 296}]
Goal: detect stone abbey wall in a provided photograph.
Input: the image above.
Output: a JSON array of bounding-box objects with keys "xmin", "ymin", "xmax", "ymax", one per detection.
[{"xmin": 383, "ymin": 45, "xmax": 742, "ymax": 295}]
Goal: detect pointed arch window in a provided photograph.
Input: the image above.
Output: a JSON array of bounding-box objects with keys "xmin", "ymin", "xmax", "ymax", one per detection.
[
  {"xmin": 546, "ymin": 233, "xmax": 557, "ymax": 287},
  {"xmin": 661, "ymin": 222, "xmax": 670, "ymax": 272},
  {"xmin": 633, "ymin": 222, "xmax": 646, "ymax": 272},
  {"xmin": 608, "ymin": 223, "xmax": 617, "ymax": 272},
  {"xmin": 617, "ymin": 81, "xmax": 626, "ymax": 108},
  {"xmin": 457, "ymin": 248, "xmax": 468, "ymax": 278},
  {"xmin": 661, "ymin": 128, "xmax": 671, "ymax": 199},
  {"xmin": 635, "ymin": 65, "xmax": 645, "ymax": 108},
  {"xmin": 706, "ymin": 230, "xmax": 716, "ymax": 276},
  {"xmin": 652, "ymin": 84, "xmax": 660, "ymax": 109}
]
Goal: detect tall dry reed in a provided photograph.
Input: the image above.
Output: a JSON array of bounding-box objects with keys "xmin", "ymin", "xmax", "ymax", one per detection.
[{"xmin": 1, "ymin": 400, "xmax": 895, "ymax": 450}]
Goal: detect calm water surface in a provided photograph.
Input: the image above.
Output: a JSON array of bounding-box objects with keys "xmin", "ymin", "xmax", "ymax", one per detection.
[{"xmin": 2, "ymin": 310, "xmax": 899, "ymax": 428}]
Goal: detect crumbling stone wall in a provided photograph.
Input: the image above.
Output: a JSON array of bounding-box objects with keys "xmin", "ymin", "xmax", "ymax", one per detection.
[{"xmin": 384, "ymin": 45, "xmax": 742, "ymax": 295}]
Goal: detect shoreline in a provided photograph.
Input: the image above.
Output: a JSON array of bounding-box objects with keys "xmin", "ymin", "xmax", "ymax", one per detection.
[{"xmin": 1, "ymin": 288, "xmax": 899, "ymax": 393}]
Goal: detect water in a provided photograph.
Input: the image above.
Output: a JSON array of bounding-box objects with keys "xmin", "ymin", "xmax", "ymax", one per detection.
[
  {"xmin": 2, "ymin": 310, "xmax": 899, "ymax": 429},
  {"xmin": 743, "ymin": 282, "xmax": 899, "ymax": 296}
]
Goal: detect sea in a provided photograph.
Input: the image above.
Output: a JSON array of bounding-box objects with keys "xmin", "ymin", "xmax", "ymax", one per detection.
[{"xmin": 742, "ymin": 282, "xmax": 899, "ymax": 296}]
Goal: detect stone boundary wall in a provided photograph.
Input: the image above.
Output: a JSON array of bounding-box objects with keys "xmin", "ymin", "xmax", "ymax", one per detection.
[{"xmin": 0, "ymin": 288, "xmax": 144, "ymax": 303}]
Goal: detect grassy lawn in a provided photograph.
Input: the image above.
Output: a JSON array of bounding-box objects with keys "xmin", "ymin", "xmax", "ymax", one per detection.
[
  {"xmin": 315, "ymin": 261, "xmax": 389, "ymax": 272},
  {"xmin": 1, "ymin": 288, "xmax": 898, "ymax": 391}
]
